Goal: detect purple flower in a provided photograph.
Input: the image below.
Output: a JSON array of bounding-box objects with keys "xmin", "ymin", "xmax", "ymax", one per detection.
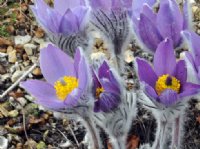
[
  {"xmin": 92, "ymin": 61, "xmax": 121, "ymax": 112},
  {"xmin": 31, "ymin": 0, "xmax": 88, "ymax": 34},
  {"xmin": 20, "ymin": 44, "xmax": 89, "ymax": 109},
  {"xmin": 90, "ymin": 0, "xmax": 132, "ymax": 11},
  {"xmin": 132, "ymin": 0, "xmax": 190, "ymax": 52},
  {"xmin": 182, "ymin": 30, "xmax": 200, "ymax": 83},
  {"xmin": 136, "ymin": 38, "xmax": 200, "ymax": 106}
]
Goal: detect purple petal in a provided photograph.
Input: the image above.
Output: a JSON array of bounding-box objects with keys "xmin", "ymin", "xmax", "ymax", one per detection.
[
  {"xmin": 20, "ymin": 80, "xmax": 66, "ymax": 109},
  {"xmin": 182, "ymin": 30, "xmax": 200, "ymax": 67},
  {"xmin": 153, "ymin": 38, "xmax": 176, "ymax": 76},
  {"xmin": 94, "ymin": 93, "xmax": 120, "ymax": 112},
  {"xmin": 40, "ymin": 44, "xmax": 75, "ymax": 85},
  {"xmin": 159, "ymin": 89, "xmax": 178, "ymax": 106},
  {"xmin": 98, "ymin": 61, "xmax": 110, "ymax": 79},
  {"xmin": 54, "ymin": 0, "xmax": 86, "ymax": 15},
  {"xmin": 92, "ymin": 69, "xmax": 102, "ymax": 94},
  {"xmin": 179, "ymin": 82, "xmax": 200, "ymax": 98},
  {"xmin": 175, "ymin": 60, "xmax": 187, "ymax": 85},
  {"xmin": 144, "ymin": 83, "xmax": 158, "ymax": 99},
  {"xmin": 59, "ymin": 9, "xmax": 79, "ymax": 34},
  {"xmin": 90, "ymin": 0, "xmax": 112, "ymax": 11},
  {"xmin": 72, "ymin": 6, "xmax": 88, "ymax": 30},
  {"xmin": 183, "ymin": 0, "xmax": 192, "ymax": 30},
  {"xmin": 138, "ymin": 12, "xmax": 163, "ymax": 51},
  {"xmin": 136, "ymin": 58, "xmax": 158, "ymax": 88},
  {"xmin": 100, "ymin": 78, "xmax": 120, "ymax": 95},
  {"xmin": 157, "ymin": 0, "xmax": 183, "ymax": 47},
  {"xmin": 64, "ymin": 88, "xmax": 83, "ymax": 107},
  {"xmin": 78, "ymin": 56, "xmax": 88, "ymax": 90},
  {"xmin": 132, "ymin": 0, "xmax": 156, "ymax": 18}
]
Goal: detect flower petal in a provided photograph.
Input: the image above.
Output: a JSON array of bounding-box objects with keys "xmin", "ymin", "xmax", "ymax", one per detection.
[
  {"xmin": 132, "ymin": 0, "xmax": 156, "ymax": 18},
  {"xmin": 54, "ymin": 0, "xmax": 86, "ymax": 15},
  {"xmin": 159, "ymin": 89, "xmax": 178, "ymax": 106},
  {"xmin": 157, "ymin": 0, "xmax": 183, "ymax": 47},
  {"xmin": 90, "ymin": 0, "xmax": 112, "ymax": 11},
  {"xmin": 64, "ymin": 88, "xmax": 82, "ymax": 107},
  {"xmin": 175, "ymin": 60, "xmax": 187, "ymax": 85},
  {"xmin": 181, "ymin": 30, "xmax": 200, "ymax": 67},
  {"xmin": 78, "ymin": 55, "xmax": 89, "ymax": 90},
  {"xmin": 20, "ymin": 80, "xmax": 65, "ymax": 109},
  {"xmin": 179, "ymin": 82, "xmax": 200, "ymax": 98},
  {"xmin": 138, "ymin": 12, "xmax": 163, "ymax": 51},
  {"xmin": 94, "ymin": 92, "xmax": 120, "ymax": 112},
  {"xmin": 144, "ymin": 83, "xmax": 158, "ymax": 100},
  {"xmin": 183, "ymin": 0, "xmax": 192, "ymax": 30},
  {"xmin": 136, "ymin": 58, "xmax": 158, "ymax": 88},
  {"xmin": 153, "ymin": 38, "xmax": 176, "ymax": 76},
  {"xmin": 40, "ymin": 44, "xmax": 75, "ymax": 85}
]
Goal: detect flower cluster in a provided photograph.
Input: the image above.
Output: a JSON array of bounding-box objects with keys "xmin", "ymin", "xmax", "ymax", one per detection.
[{"xmin": 19, "ymin": 0, "xmax": 200, "ymax": 149}]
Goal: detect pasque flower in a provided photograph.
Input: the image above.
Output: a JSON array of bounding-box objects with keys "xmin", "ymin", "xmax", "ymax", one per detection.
[
  {"xmin": 31, "ymin": 0, "xmax": 88, "ymax": 34},
  {"xmin": 132, "ymin": 0, "xmax": 191, "ymax": 52},
  {"xmin": 21, "ymin": 44, "xmax": 89, "ymax": 109},
  {"xmin": 31, "ymin": 0, "xmax": 89, "ymax": 57},
  {"xmin": 92, "ymin": 61, "xmax": 121, "ymax": 112},
  {"xmin": 136, "ymin": 38, "xmax": 200, "ymax": 106},
  {"xmin": 182, "ymin": 30, "xmax": 200, "ymax": 83}
]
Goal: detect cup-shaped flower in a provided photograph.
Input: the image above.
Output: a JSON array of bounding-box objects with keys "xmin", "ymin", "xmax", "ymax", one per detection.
[
  {"xmin": 182, "ymin": 30, "xmax": 200, "ymax": 84},
  {"xmin": 132, "ymin": 0, "xmax": 191, "ymax": 53},
  {"xmin": 20, "ymin": 44, "xmax": 89, "ymax": 109},
  {"xmin": 31, "ymin": 0, "xmax": 88, "ymax": 35},
  {"xmin": 90, "ymin": 0, "xmax": 132, "ymax": 12},
  {"xmin": 136, "ymin": 38, "xmax": 200, "ymax": 107},
  {"xmin": 92, "ymin": 61, "xmax": 121, "ymax": 112}
]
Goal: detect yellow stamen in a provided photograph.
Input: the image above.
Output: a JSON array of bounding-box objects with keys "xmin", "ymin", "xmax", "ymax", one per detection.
[
  {"xmin": 96, "ymin": 87, "xmax": 104, "ymax": 98},
  {"xmin": 155, "ymin": 74, "xmax": 180, "ymax": 95},
  {"xmin": 54, "ymin": 76, "xmax": 78, "ymax": 101}
]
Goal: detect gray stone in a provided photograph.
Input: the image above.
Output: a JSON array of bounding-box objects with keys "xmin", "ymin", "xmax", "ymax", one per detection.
[{"xmin": 14, "ymin": 35, "xmax": 31, "ymax": 45}]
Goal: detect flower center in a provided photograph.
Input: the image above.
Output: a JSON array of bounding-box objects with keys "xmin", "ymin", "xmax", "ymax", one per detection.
[
  {"xmin": 96, "ymin": 87, "xmax": 104, "ymax": 98},
  {"xmin": 155, "ymin": 74, "xmax": 180, "ymax": 95},
  {"xmin": 54, "ymin": 76, "xmax": 78, "ymax": 101}
]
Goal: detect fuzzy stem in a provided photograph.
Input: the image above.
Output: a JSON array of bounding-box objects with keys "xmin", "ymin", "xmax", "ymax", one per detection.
[
  {"xmin": 110, "ymin": 136, "xmax": 126, "ymax": 149},
  {"xmin": 152, "ymin": 120, "xmax": 168, "ymax": 149},
  {"xmin": 82, "ymin": 117, "xmax": 101, "ymax": 149},
  {"xmin": 171, "ymin": 115, "xmax": 183, "ymax": 149}
]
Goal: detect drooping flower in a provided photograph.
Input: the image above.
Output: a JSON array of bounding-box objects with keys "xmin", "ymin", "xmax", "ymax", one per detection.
[
  {"xmin": 132, "ymin": 0, "xmax": 191, "ymax": 53},
  {"xmin": 182, "ymin": 30, "xmax": 200, "ymax": 84},
  {"xmin": 90, "ymin": 0, "xmax": 132, "ymax": 69},
  {"xmin": 31, "ymin": 0, "xmax": 88, "ymax": 34},
  {"xmin": 31, "ymin": 0, "xmax": 89, "ymax": 57},
  {"xmin": 136, "ymin": 38, "xmax": 200, "ymax": 106},
  {"xmin": 20, "ymin": 44, "xmax": 89, "ymax": 109},
  {"xmin": 92, "ymin": 61, "xmax": 121, "ymax": 112}
]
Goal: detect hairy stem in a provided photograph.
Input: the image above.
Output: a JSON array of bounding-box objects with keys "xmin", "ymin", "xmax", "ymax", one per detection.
[
  {"xmin": 171, "ymin": 115, "xmax": 183, "ymax": 149},
  {"xmin": 110, "ymin": 136, "xmax": 126, "ymax": 149},
  {"xmin": 152, "ymin": 119, "xmax": 168, "ymax": 149},
  {"xmin": 83, "ymin": 117, "xmax": 101, "ymax": 149}
]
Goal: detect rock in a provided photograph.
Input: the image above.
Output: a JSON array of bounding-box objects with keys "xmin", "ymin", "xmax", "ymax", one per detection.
[
  {"xmin": 0, "ymin": 53, "xmax": 7, "ymax": 58},
  {"xmin": 34, "ymin": 28, "xmax": 45, "ymax": 38},
  {"xmin": 24, "ymin": 103, "xmax": 38, "ymax": 115},
  {"xmin": 0, "ymin": 38, "xmax": 12, "ymax": 46},
  {"xmin": 32, "ymin": 37, "xmax": 45, "ymax": 44},
  {"xmin": 0, "ymin": 64, "xmax": 6, "ymax": 75},
  {"xmin": 8, "ymin": 50, "xmax": 17, "ymax": 63},
  {"xmin": 0, "ymin": 136, "xmax": 8, "ymax": 149},
  {"xmin": 8, "ymin": 110, "xmax": 19, "ymax": 117},
  {"xmin": 24, "ymin": 43, "xmax": 37, "ymax": 56},
  {"xmin": 24, "ymin": 95, "xmax": 34, "ymax": 102},
  {"xmin": 39, "ymin": 42, "xmax": 51, "ymax": 49},
  {"xmin": 17, "ymin": 97, "xmax": 27, "ymax": 107},
  {"xmin": 124, "ymin": 50, "xmax": 134, "ymax": 63},
  {"xmin": 32, "ymin": 67, "xmax": 42, "ymax": 76},
  {"xmin": 6, "ymin": 46, "xmax": 14, "ymax": 54},
  {"xmin": 11, "ymin": 70, "xmax": 23, "ymax": 82},
  {"xmin": 14, "ymin": 35, "xmax": 31, "ymax": 45}
]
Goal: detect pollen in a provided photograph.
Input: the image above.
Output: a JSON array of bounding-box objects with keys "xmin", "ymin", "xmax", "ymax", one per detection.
[
  {"xmin": 54, "ymin": 76, "xmax": 78, "ymax": 101},
  {"xmin": 155, "ymin": 74, "xmax": 180, "ymax": 95},
  {"xmin": 96, "ymin": 87, "xmax": 104, "ymax": 98}
]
